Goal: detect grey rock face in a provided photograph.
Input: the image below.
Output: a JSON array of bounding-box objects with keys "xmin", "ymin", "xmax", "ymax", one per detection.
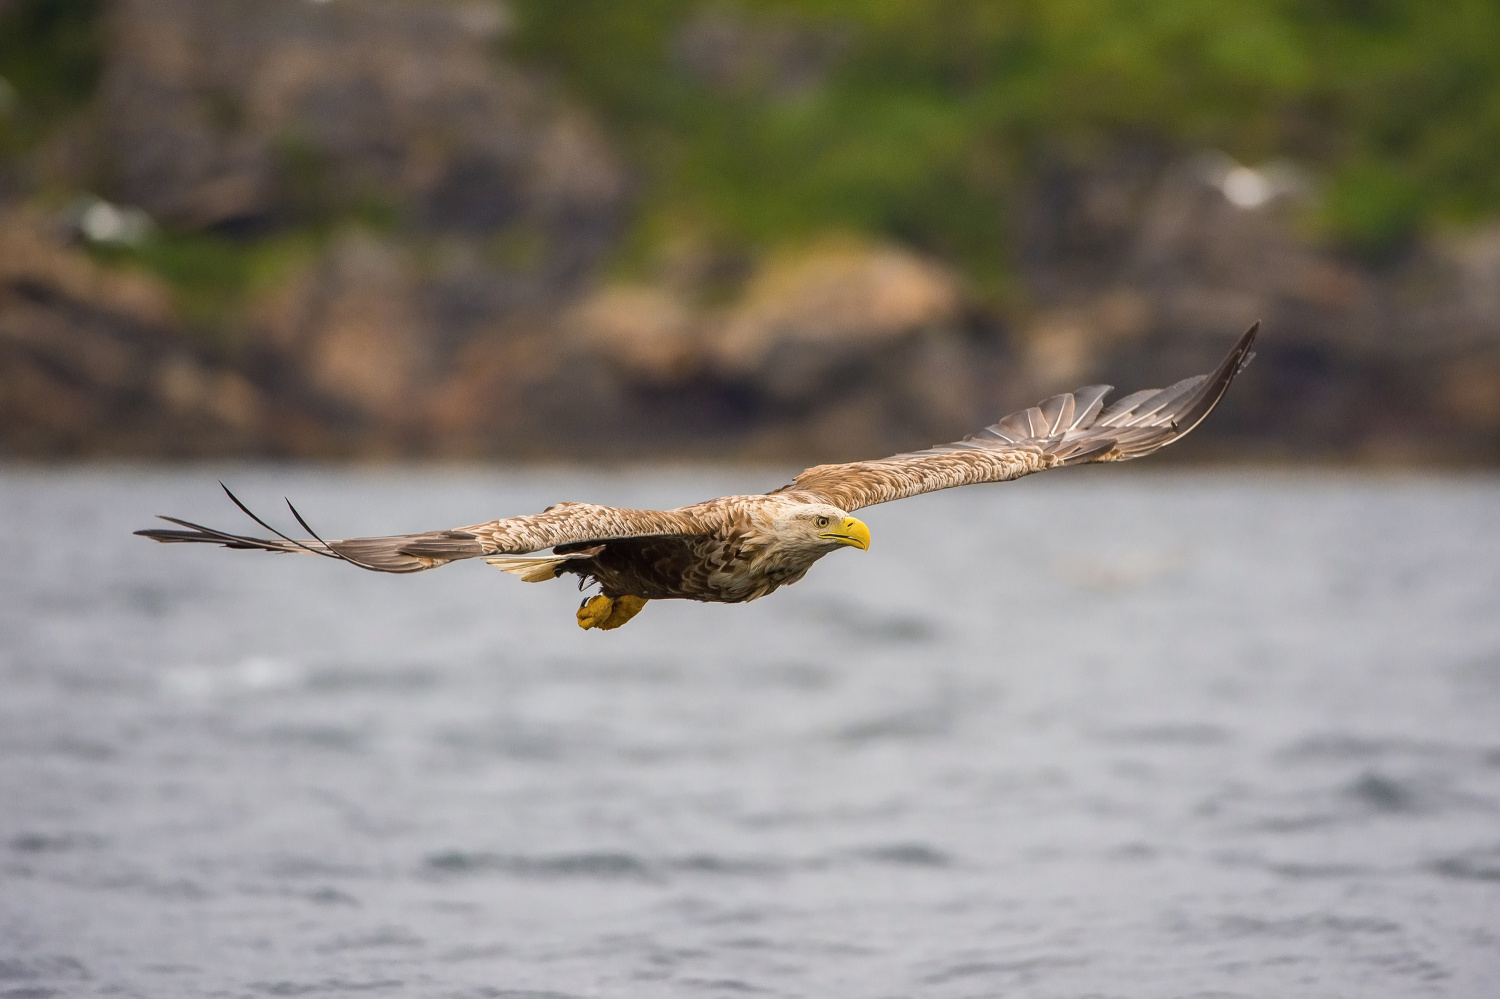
[{"xmin": 100, "ymin": 0, "xmax": 624, "ymax": 272}]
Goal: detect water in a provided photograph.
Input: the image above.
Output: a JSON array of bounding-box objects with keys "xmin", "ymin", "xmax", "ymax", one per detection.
[{"xmin": 2, "ymin": 467, "xmax": 1498, "ymax": 998}]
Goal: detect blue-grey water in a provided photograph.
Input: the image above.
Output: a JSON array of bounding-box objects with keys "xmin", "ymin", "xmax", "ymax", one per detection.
[{"xmin": 2, "ymin": 467, "xmax": 1498, "ymax": 998}]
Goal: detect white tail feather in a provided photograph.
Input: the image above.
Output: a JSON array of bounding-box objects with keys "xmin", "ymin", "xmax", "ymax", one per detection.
[{"xmin": 484, "ymin": 546, "xmax": 602, "ymax": 583}]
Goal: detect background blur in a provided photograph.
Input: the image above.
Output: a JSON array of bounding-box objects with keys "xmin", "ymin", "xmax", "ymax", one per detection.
[
  {"xmin": 4, "ymin": 0, "xmax": 1500, "ymax": 463},
  {"xmin": 5, "ymin": 7, "xmax": 1500, "ymax": 997}
]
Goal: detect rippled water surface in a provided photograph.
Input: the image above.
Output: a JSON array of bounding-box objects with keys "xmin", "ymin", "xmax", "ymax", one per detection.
[{"xmin": 2, "ymin": 467, "xmax": 1499, "ymax": 998}]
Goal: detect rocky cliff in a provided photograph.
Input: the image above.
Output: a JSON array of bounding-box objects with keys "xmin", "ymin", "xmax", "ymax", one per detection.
[{"xmin": 3, "ymin": 0, "xmax": 1499, "ymax": 463}]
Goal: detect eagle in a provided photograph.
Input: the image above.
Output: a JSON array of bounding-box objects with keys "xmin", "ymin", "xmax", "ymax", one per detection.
[{"xmin": 137, "ymin": 324, "xmax": 1257, "ymax": 631}]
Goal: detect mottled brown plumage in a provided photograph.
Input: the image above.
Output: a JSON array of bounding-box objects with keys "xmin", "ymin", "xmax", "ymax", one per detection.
[{"xmin": 137, "ymin": 324, "xmax": 1257, "ymax": 629}]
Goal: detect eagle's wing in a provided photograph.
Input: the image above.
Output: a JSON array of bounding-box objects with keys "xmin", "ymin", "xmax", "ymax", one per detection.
[
  {"xmin": 135, "ymin": 488, "xmax": 705, "ymax": 574},
  {"xmin": 773, "ymin": 323, "xmax": 1257, "ymax": 512}
]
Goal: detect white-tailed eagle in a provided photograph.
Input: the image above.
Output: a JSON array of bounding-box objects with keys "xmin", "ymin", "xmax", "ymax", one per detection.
[{"xmin": 138, "ymin": 324, "xmax": 1257, "ymax": 630}]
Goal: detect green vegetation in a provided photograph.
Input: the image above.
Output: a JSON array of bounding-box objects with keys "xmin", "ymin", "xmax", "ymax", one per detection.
[
  {"xmin": 510, "ymin": 0, "xmax": 1500, "ymax": 270},
  {"xmin": 0, "ymin": 0, "xmax": 104, "ymax": 153},
  {"xmin": 7, "ymin": 0, "xmax": 1497, "ymax": 311},
  {"xmin": 87, "ymin": 230, "xmax": 319, "ymax": 335}
]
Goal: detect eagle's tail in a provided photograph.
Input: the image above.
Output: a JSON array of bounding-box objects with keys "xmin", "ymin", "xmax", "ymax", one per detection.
[{"xmin": 485, "ymin": 546, "xmax": 603, "ymax": 583}]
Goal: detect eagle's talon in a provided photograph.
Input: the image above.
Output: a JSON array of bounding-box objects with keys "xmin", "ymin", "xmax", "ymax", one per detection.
[
  {"xmin": 601, "ymin": 594, "xmax": 647, "ymax": 630},
  {"xmin": 577, "ymin": 594, "xmax": 613, "ymax": 630},
  {"xmin": 576, "ymin": 593, "xmax": 648, "ymax": 630}
]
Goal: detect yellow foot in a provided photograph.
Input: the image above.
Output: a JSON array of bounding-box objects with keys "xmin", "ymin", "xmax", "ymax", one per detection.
[{"xmin": 576, "ymin": 594, "xmax": 649, "ymax": 631}]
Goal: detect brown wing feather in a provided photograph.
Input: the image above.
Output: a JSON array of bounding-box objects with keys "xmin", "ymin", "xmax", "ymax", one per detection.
[
  {"xmin": 137, "ymin": 495, "xmax": 714, "ymax": 573},
  {"xmin": 773, "ymin": 323, "xmax": 1257, "ymax": 512},
  {"xmin": 464, "ymin": 502, "xmax": 709, "ymax": 555}
]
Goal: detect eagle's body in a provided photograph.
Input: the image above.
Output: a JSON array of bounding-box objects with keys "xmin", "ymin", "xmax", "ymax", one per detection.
[
  {"xmin": 138, "ymin": 326, "xmax": 1258, "ymax": 630},
  {"xmin": 549, "ymin": 496, "xmax": 843, "ymax": 603}
]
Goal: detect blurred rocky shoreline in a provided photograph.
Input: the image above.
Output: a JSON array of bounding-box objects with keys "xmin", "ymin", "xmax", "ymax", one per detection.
[{"xmin": 4, "ymin": 0, "xmax": 1500, "ymax": 463}]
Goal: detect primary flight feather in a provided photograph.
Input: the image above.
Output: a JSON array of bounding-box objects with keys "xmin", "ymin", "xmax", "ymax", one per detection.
[{"xmin": 137, "ymin": 324, "xmax": 1258, "ymax": 630}]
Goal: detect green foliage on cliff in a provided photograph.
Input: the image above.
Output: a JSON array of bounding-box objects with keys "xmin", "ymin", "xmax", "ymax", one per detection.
[
  {"xmin": 510, "ymin": 0, "xmax": 1500, "ymax": 264},
  {"xmin": 8, "ymin": 0, "xmax": 1496, "ymax": 309},
  {"xmin": 0, "ymin": 0, "xmax": 104, "ymax": 152}
]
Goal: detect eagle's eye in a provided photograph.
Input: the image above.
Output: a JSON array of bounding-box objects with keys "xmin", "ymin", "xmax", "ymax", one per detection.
[{"xmin": 815, "ymin": 515, "xmax": 830, "ymax": 528}]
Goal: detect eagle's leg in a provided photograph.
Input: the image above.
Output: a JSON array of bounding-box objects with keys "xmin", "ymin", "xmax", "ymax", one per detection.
[{"xmin": 576, "ymin": 594, "xmax": 649, "ymax": 631}]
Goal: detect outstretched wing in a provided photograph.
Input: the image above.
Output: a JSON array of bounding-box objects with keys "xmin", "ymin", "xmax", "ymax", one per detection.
[
  {"xmin": 774, "ymin": 323, "xmax": 1258, "ymax": 512},
  {"xmin": 135, "ymin": 486, "xmax": 706, "ymax": 573}
]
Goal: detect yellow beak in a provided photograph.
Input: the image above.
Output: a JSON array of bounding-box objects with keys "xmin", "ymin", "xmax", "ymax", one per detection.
[{"xmin": 819, "ymin": 516, "xmax": 871, "ymax": 551}]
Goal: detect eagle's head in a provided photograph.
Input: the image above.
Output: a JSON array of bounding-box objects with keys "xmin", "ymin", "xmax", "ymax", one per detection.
[{"xmin": 769, "ymin": 502, "xmax": 871, "ymax": 557}]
